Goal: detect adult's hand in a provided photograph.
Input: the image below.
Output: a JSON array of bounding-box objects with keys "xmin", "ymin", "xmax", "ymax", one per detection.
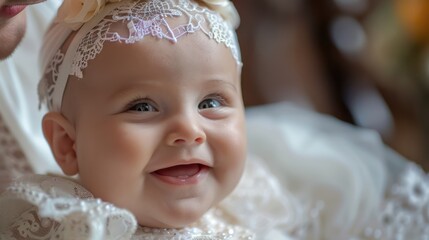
[{"xmin": 0, "ymin": 0, "xmax": 46, "ymax": 59}]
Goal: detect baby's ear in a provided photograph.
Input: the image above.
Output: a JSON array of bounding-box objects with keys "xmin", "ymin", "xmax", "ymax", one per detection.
[{"xmin": 42, "ymin": 112, "xmax": 78, "ymax": 176}]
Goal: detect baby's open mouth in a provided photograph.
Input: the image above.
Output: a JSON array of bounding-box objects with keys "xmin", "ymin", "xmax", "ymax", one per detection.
[
  {"xmin": 152, "ymin": 164, "xmax": 209, "ymax": 185},
  {"xmin": 154, "ymin": 164, "xmax": 205, "ymax": 178}
]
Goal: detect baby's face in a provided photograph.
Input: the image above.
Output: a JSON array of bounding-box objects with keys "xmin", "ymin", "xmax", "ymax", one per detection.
[{"xmin": 63, "ymin": 30, "xmax": 246, "ymax": 228}]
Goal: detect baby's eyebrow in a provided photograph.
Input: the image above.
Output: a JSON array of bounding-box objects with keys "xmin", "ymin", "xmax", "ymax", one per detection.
[
  {"xmin": 106, "ymin": 81, "xmax": 159, "ymax": 100},
  {"xmin": 205, "ymin": 79, "xmax": 238, "ymax": 92},
  {"xmin": 107, "ymin": 78, "xmax": 237, "ymax": 102}
]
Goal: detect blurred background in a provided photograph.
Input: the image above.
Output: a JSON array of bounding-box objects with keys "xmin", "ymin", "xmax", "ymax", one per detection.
[{"xmin": 233, "ymin": 0, "xmax": 429, "ymax": 171}]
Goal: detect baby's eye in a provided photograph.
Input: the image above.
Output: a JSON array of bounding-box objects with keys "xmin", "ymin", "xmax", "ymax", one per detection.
[
  {"xmin": 198, "ymin": 98, "xmax": 222, "ymax": 109},
  {"xmin": 128, "ymin": 102, "xmax": 158, "ymax": 112}
]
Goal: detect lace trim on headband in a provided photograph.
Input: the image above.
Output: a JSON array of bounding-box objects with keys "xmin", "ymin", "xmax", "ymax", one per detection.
[
  {"xmin": 39, "ymin": 0, "xmax": 241, "ymax": 111},
  {"xmin": 38, "ymin": 50, "xmax": 64, "ymax": 110},
  {"xmin": 72, "ymin": 0, "xmax": 240, "ymax": 78}
]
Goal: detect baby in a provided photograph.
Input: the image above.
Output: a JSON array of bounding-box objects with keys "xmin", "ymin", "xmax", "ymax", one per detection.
[
  {"xmin": 0, "ymin": 0, "xmax": 279, "ymax": 239},
  {"xmin": 40, "ymin": 0, "xmax": 246, "ymax": 230},
  {"xmin": 4, "ymin": 0, "xmax": 425, "ymax": 239}
]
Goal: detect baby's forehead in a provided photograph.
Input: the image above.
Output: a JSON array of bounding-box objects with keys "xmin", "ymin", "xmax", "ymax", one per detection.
[
  {"xmin": 64, "ymin": 30, "xmax": 240, "ymax": 115},
  {"xmin": 84, "ymin": 31, "xmax": 239, "ymax": 86}
]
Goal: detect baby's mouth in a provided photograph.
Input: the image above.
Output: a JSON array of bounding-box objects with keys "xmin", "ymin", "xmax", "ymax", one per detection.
[
  {"xmin": 151, "ymin": 164, "xmax": 209, "ymax": 185},
  {"xmin": 154, "ymin": 164, "xmax": 204, "ymax": 178}
]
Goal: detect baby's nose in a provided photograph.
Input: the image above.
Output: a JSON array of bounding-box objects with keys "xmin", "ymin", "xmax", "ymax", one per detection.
[{"xmin": 166, "ymin": 115, "xmax": 206, "ymax": 146}]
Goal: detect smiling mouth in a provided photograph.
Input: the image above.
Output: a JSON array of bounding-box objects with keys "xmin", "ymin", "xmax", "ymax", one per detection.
[{"xmin": 151, "ymin": 164, "xmax": 209, "ymax": 185}]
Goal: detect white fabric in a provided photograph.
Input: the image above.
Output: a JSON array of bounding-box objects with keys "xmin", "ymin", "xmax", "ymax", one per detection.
[
  {"xmin": 245, "ymin": 102, "xmax": 394, "ymax": 239},
  {"xmin": 0, "ymin": 1, "xmax": 62, "ymax": 175},
  {"xmin": 0, "ymin": 157, "xmax": 298, "ymax": 239},
  {"xmin": 0, "ymin": 175, "xmax": 137, "ymax": 240}
]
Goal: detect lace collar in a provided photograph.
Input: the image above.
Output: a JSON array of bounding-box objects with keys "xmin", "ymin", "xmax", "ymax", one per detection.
[{"xmin": 0, "ymin": 175, "xmax": 255, "ymax": 240}]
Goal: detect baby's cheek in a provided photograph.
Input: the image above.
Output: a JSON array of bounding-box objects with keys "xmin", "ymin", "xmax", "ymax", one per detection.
[
  {"xmin": 107, "ymin": 124, "xmax": 153, "ymax": 166},
  {"xmin": 214, "ymin": 122, "xmax": 246, "ymax": 185},
  {"xmin": 227, "ymin": 122, "xmax": 247, "ymax": 175},
  {"xmin": 79, "ymin": 124, "xmax": 136, "ymax": 165}
]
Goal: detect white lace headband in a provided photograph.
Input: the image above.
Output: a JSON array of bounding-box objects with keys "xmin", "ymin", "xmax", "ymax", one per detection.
[{"xmin": 38, "ymin": 0, "xmax": 242, "ymax": 112}]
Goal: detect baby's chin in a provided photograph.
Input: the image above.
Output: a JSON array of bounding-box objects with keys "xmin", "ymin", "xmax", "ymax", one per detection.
[
  {"xmin": 135, "ymin": 204, "xmax": 213, "ymax": 229},
  {"xmin": 138, "ymin": 219, "xmax": 197, "ymax": 229}
]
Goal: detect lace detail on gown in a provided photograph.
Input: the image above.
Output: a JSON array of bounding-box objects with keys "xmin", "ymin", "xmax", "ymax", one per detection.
[
  {"xmin": 7, "ymin": 155, "xmax": 428, "ymax": 239},
  {"xmin": 357, "ymin": 163, "xmax": 429, "ymax": 240},
  {"xmin": 220, "ymin": 156, "xmax": 322, "ymax": 239},
  {"xmin": 134, "ymin": 208, "xmax": 255, "ymax": 239},
  {"xmin": 1, "ymin": 207, "xmax": 61, "ymax": 240},
  {"xmin": 0, "ymin": 175, "xmax": 255, "ymax": 240},
  {"xmin": 0, "ymin": 175, "xmax": 137, "ymax": 240},
  {"xmin": 0, "ymin": 114, "xmax": 32, "ymax": 178}
]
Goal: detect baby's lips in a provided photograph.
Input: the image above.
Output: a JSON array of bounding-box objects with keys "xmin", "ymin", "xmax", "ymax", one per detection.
[
  {"xmin": 4, "ymin": 0, "xmax": 46, "ymax": 6},
  {"xmin": 154, "ymin": 164, "xmax": 202, "ymax": 178}
]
